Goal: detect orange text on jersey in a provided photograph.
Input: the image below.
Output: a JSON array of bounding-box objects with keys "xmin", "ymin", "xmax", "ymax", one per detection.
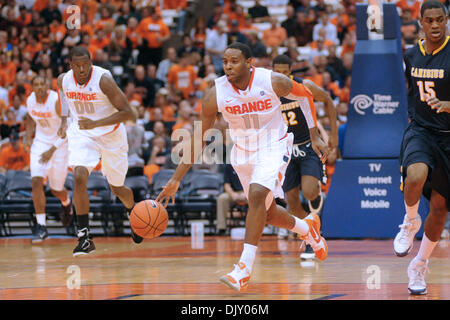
[
  {"xmin": 225, "ymin": 99, "xmax": 272, "ymax": 115},
  {"xmin": 65, "ymin": 92, "xmax": 98, "ymax": 101},
  {"xmin": 31, "ymin": 110, "xmax": 52, "ymax": 118}
]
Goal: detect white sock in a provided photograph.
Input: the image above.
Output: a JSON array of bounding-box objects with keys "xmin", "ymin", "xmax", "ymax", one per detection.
[
  {"xmin": 36, "ymin": 213, "xmax": 46, "ymax": 226},
  {"xmin": 416, "ymin": 233, "xmax": 437, "ymax": 261},
  {"xmin": 290, "ymin": 216, "xmax": 309, "ymax": 236},
  {"xmin": 61, "ymin": 198, "xmax": 70, "ymax": 206},
  {"xmin": 405, "ymin": 200, "xmax": 420, "ymax": 220},
  {"xmin": 239, "ymin": 243, "xmax": 257, "ymax": 273}
]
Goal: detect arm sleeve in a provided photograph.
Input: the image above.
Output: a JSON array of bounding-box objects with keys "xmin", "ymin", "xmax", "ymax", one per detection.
[
  {"xmin": 57, "ymin": 88, "xmax": 69, "ymax": 117},
  {"xmin": 285, "ymin": 80, "xmax": 318, "ymax": 128}
]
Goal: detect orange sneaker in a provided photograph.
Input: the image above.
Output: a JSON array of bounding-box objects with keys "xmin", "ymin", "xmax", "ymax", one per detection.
[
  {"xmin": 219, "ymin": 262, "xmax": 251, "ymax": 292},
  {"xmin": 300, "ymin": 214, "xmax": 328, "ymax": 261}
]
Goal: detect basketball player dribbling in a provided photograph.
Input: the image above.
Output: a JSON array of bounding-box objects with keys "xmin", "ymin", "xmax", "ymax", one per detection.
[
  {"xmin": 157, "ymin": 42, "xmax": 329, "ymax": 292},
  {"xmin": 25, "ymin": 75, "xmax": 73, "ymax": 243},
  {"xmin": 57, "ymin": 46, "xmax": 141, "ymax": 256}
]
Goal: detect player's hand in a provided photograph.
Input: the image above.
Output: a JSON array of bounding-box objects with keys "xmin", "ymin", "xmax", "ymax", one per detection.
[
  {"xmin": 23, "ymin": 138, "xmax": 32, "ymax": 152},
  {"xmin": 40, "ymin": 146, "xmax": 56, "ymax": 164},
  {"xmin": 311, "ymin": 135, "xmax": 328, "ymax": 164},
  {"xmin": 57, "ymin": 118, "xmax": 68, "ymax": 138},
  {"xmin": 426, "ymin": 97, "xmax": 450, "ymax": 114},
  {"xmin": 327, "ymin": 133, "xmax": 338, "ymax": 152},
  {"xmin": 156, "ymin": 179, "xmax": 180, "ymax": 208},
  {"xmin": 78, "ymin": 117, "xmax": 97, "ymax": 130}
]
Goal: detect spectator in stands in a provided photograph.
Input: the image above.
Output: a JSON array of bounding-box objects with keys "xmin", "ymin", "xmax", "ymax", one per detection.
[
  {"xmin": 326, "ymin": 44, "xmax": 346, "ymax": 83},
  {"xmin": 227, "ymin": 20, "xmax": 248, "ymax": 45},
  {"xmin": 172, "ymin": 100, "xmax": 194, "ymax": 132},
  {"xmin": 281, "ymin": 5, "xmax": 297, "ymax": 38},
  {"xmin": 40, "ymin": 0, "xmax": 61, "ymax": 25},
  {"xmin": 0, "ymin": 131, "xmax": 30, "ymax": 173},
  {"xmin": 156, "ymin": 46, "xmax": 178, "ymax": 86},
  {"xmin": 340, "ymin": 31, "xmax": 356, "ymax": 58},
  {"xmin": 293, "ymin": 10, "xmax": 314, "ymax": 46},
  {"xmin": 154, "ymin": 88, "xmax": 177, "ymax": 122},
  {"xmin": 205, "ymin": 19, "xmax": 228, "ymax": 75},
  {"xmin": 134, "ymin": 64, "xmax": 156, "ymax": 107},
  {"xmin": 0, "ymin": 52, "xmax": 16, "ymax": 88},
  {"xmin": 336, "ymin": 101, "xmax": 348, "ymax": 124},
  {"xmin": 144, "ymin": 135, "xmax": 172, "ymax": 182},
  {"xmin": 167, "ymin": 51, "xmax": 198, "ymax": 100},
  {"xmin": 400, "ymin": 7, "xmax": 420, "ymax": 44},
  {"xmin": 1, "ymin": 108, "xmax": 20, "ymax": 139},
  {"xmin": 126, "ymin": 16, "xmax": 142, "ymax": 53},
  {"xmin": 126, "ymin": 119, "xmax": 147, "ymax": 177},
  {"xmin": 137, "ymin": 5, "xmax": 171, "ymax": 67},
  {"xmin": 341, "ymin": 52, "xmax": 353, "ymax": 86},
  {"xmin": 93, "ymin": 49, "xmax": 114, "ymax": 73},
  {"xmin": 164, "ymin": 0, "xmax": 189, "ymax": 36},
  {"xmin": 248, "ymin": 0, "xmax": 270, "ymax": 23},
  {"xmin": 313, "ymin": 12, "xmax": 338, "ymax": 45},
  {"xmin": 321, "ymin": 71, "xmax": 341, "ymax": 101},
  {"xmin": 240, "ymin": 14, "xmax": 259, "ymax": 37},
  {"xmin": 191, "ymin": 16, "xmax": 207, "ymax": 55},
  {"xmin": 207, "ymin": 2, "xmax": 223, "ymax": 29},
  {"xmin": 146, "ymin": 63, "xmax": 165, "ymax": 95},
  {"xmin": 395, "ymin": 0, "xmax": 421, "ymax": 20},
  {"xmin": 116, "ymin": 1, "xmax": 138, "ymax": 26},
  {"xmin": 9, "ymin": 94, "xmax": 27, "ymax": 123},
  {"xmin": 262, "ymin": 17, "xmax": 287, "ymax": 48},
  {"xmin": 216, "ymin": 163, "xmax": 246, "ymax": 235},
  {"xmin": 247, "ymin": 31, "xmax": 267, "ymax": 58},
  {"xmin": 177, "ymin": 34, "xmax": 200, "ymax": 57}
]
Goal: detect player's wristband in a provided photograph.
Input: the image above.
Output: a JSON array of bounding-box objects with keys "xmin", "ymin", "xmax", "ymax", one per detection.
[
  {"xmin": 285, "ymin": 80, "xmax": 317, "ymax": 128},
  {"xmin": 57, "ymin": 89, "xmax": 69, "ymax": 117},
  {"xmin": 53, "ymin": 137, "xmax": 66, "ymax": 149}
]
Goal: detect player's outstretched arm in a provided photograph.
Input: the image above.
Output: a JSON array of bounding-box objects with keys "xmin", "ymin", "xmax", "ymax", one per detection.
[
  {"xmin": 77, "ymin": 74, "xmax": 137, "ymax": 130},
  {"xmin": 271, "ymin": 72, "xmax": 328, "ymax": 163},
  {"xmin": 302, "ymin": 79, "xmax": 338, "ymax": 151},
  {"xmin": 156, "ymin": 86, "xmax": 218, "ymax": 207}
]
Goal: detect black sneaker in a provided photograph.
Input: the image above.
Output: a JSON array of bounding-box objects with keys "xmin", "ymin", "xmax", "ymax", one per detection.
[
  {"xmin": 31, "ymin": 224, "xmax": 48, "ymax": 243},
  {"xmin": 73, "ymin": 228, "xmax": 96, "ymax": 257},
  {"xmin": 308, "ymin": 193, "xmax": 324, "ymax": 215},
  {"xmin": 60, "ymin": 200, "xmax": 74, "ymax": 227},
  {"xmin": 127, "ymin": 207, "xmax": 143, "ymax": 244},
  {"xmin": 300, "ymin": 243, "xmax": 316, "ymax": 260}
]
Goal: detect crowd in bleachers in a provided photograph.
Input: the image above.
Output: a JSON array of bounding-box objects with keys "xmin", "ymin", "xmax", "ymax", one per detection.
[{"xmin": 0, "ymin": 0, "xmax": 445, "ymax": 196}]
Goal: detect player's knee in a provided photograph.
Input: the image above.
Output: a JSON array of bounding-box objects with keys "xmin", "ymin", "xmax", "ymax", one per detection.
[
  {"xmin": 429, "ymin": 193, "xmax": 448, "ymax": 219},
  {"xmin": 73, "ymin": 171, "xmax": 89, "ymax": 188},
  {"xmin": 248, "ymin": 184, "xmax": 269, "ymax": 207},
  {"xmin": 302, "ymin": 188, "xmax": 319, "ymax": 201},
  {"xmin": 31, "ymin": 177, "xmax": 44, "ymax": 190},
  {"xmin": 110, "ymin": 185, "xmax": 125, "ymax": 196},
  {"xmin": 405, "ymin": 164, "xmax": 428, "ymax": 189}
]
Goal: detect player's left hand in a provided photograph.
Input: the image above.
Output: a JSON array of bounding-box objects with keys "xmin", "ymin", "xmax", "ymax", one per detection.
[
  {"xmin": 311, "ymin": 136, "xmax": 328, "ymax": 164},
  {"xmin": 40, "ymin": 146, "xmax": 56, "ymax": 164},
  {"xmin": 426, "ymin": 97, "xmax": 450, "ymax": 114},
  {"xmin": 78, "ymin": 117, "xmax": 97, "ymax": 130}
]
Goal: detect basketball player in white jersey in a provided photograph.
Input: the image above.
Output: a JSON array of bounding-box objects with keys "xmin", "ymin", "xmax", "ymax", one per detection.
[
  {"xmin": 57, "ymin": 47, "xmax": 138, "ymax": 256},
  {"xmin": 25, "ymin": 75, "xmax": 73, "ymax": 243},
  {"xmin": 157, "ymin": 43, "xmax": 329, "ymax": 292}
]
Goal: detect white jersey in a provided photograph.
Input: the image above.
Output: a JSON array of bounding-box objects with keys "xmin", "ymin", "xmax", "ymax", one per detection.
[
  {"xmin": 26, "ymin": 90, "xmax": 61, "ymax": 144},
  {"xmin": 62, "ymin": 65, "xmax": 123, "ymax": 137},
  {"xmin": 215, "ymin": 67, "xmax": 287, "ymax": 151}
]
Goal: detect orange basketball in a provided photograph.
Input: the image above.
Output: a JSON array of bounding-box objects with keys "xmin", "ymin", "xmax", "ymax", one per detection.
[{"xmin": 129, "ymin": 200, "xmax": 168, "ymax": 239}]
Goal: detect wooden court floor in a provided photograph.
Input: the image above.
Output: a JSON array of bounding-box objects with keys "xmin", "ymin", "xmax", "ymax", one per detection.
[{"xmin": 0, "ymin": 236, "xmax": 449, "ymax": 300}]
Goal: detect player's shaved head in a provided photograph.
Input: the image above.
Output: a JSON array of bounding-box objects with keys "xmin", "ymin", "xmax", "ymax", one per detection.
[{"xmin": 69, "ymin": 46, "xmax": 91, "ymax": 61}]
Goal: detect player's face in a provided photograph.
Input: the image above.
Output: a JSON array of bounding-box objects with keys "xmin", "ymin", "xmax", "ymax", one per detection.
[
  {"xmin": 223, "ymin": 49, "xmax": 251, "ymax": 84},
  {"xmin": 32, "ymin": 77, "xmax": 48, "ymax": 98},
  {"xmin": 420, "ymin": 8, "xmax": 448, "ymax": 44},
  {"xmin": 70, "ymin": 54, "xmax": 93, "ymax": 84},
  {"xmin": 272, "ymin": 64, "xmax": 291, "ymax": 77}
]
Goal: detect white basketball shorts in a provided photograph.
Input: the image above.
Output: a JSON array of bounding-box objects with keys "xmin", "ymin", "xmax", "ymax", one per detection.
[
  {"xmin": 30, "ymin": 139, "xmax": 69, "ymax": 191},
  {"xmin": 230, "ymin": 132, "xmax": 293, "ymax": 210},
  {"xmin": 68, "ymin": 124, "xmax": 128, "ymax": 187}
]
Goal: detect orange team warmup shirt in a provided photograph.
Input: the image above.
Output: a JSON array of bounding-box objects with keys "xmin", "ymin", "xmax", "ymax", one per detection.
[
  {"xmin": 9, "ymin": 83, "xmax": 32, "ymax": 105},
  {"xmin": 167, "ymin": 64, "xmax": 197, "ymax": 99},
  {"xmin": 395, "ymin": 0, "xmax": 421, "ymax": 20},
  {"xmin": 0, "ymin": 144, "xmax": 30, "ymax": 171},
  {"xmin": 126, "ymin": 27, "xmax": 140, "ymax": 49},
  {"xmin": 164, "ymin": 0, "xmax": 187, "ymax": 9},
  {"xmin": 262, "ymin": 27, "xmax": 287, "ymax": 47},
  {"xmin": 0, "ymin": 60, "xmax": 17, "ymax": 87},
  {"xmin": 137, "ymin": 16, "xmax": 170, "ymax": 49}
]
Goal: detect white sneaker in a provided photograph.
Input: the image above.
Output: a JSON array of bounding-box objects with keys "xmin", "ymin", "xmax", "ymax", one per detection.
[
  {"xmin": 407, "ymin": 258, "xmax": 428, "ymax": 295},
  {"xmin": 219, "ymin": 262, "xmax": 251, "ymax": 292},
  {"xmin": 277, "ymin": 227, "xmax": 289, "ymax": 239},
  {"xmin": 393, "ymin": 214, "xmax": 421, "ymax": 257}
]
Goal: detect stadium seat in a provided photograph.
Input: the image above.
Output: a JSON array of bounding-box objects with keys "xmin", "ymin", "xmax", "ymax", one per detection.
[
  {"xmin": 125, "ymin": 175, "xmax": 151, "ymax": 202},
  {"xmin": 150, "ymin": 169, "xmax": 175, "ymax": 197}
]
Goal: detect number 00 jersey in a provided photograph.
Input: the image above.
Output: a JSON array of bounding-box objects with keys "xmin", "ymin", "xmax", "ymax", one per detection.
[
  {"xmin": 26, "ymin": 90, "xmax": 61, "ymax": 144},
  {"xmin": 215, "ymin": 66, "xmax": 287, "ymax": 151},
  {"xmin": 280, "ymin": 76, "xmax": 310, "ymax": 144},
  {"xmin": 62, "ymin": 65, "xmax": 122, "ymax": 137},
  {"xmin": 404, "ymin": 36, "xmax": 450, "ymax": 132}
]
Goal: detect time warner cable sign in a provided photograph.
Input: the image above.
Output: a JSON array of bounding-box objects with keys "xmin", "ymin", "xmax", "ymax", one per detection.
[{"xmin": 351, "ymin": 94, "xmax": 400, "ymax": 115}]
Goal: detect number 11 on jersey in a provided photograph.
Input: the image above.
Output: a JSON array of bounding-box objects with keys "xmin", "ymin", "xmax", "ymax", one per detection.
[{"xmin": 242, "ymin": 114, "xmax": 260, "ymax": 129}]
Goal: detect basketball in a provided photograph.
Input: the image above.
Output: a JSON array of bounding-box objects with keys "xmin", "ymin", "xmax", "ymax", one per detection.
[{"xmin": 129, "ymin": 200, "xmax": 168, "ymax": 239}]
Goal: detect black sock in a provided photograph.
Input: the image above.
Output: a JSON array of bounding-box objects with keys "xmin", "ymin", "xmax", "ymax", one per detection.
[{"xmin": 77, "ymin": 214, "xmax": 89, "ymax": 230}]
